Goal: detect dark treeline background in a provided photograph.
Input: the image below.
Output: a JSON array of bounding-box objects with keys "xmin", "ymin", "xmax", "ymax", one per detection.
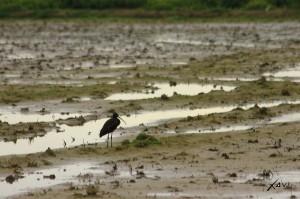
[{"xmin": 0, "ymin": 0, "xmax": 299, "ymax": 18}]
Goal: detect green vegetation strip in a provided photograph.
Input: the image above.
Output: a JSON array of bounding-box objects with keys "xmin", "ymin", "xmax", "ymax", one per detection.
[
  {"xmin": 0, "ymin": 79, "xmax": 300, "ymax": 105},
  {"xmin": 119, "ymin": 133, "xmax": 161, "ymax": 149},
  {"xmin": 0, "ymin": 83, "xmax": 128, "ymax": 104},
  {"xmin": 0, "ymin": 0, "xmax": 299, "ymax": 20}
]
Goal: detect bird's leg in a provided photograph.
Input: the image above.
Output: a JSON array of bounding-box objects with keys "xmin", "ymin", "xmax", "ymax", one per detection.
[
  {"xmin": 107, "ymin": 133, "xmax": 109, "ymax": 148},
  {"xmin": 111, "ymin": 133, "xmax": 113, "ymax": 148}
]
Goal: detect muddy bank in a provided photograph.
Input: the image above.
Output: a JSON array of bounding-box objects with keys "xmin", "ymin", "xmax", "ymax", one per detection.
[
  {"xmin": 0, "ymin": 22, "xmax": 299, "ymax": 89},
  {"xmin": 0, "ymin": 120, "xmax": 299, "ymax": 199},
  {"xmin": 0, "ymin": 121, "xmax": 54, "ymax": 142}
]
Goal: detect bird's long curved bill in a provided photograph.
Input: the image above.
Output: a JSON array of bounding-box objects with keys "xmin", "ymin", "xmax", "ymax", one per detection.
[{"xmin": 118, "ymin": 116, "xmax": 126, "ymax": 124}]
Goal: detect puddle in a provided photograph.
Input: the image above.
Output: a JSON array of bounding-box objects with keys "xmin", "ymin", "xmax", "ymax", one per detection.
[
  {"xmin": 119, "ymin": 100, "xmax": 275, "ymax": 128},
  {"xmin": 168, "ymin": 125, "xmax": 256, "ymax": 134},
  {"xmin": 0, "ymin": 161, "xmax": 132, "ymax": 198},
  {"xmin": 146, "ymin": 192, "xmax": 202, "ymax": 198},
  {"xmin": 0, "ymin": 100, "xmax": 300, "ymax": 156},
  {"xmin": 232, "ymin": 170, "xmax": 300, "ymax": 184},
  {"xmin": 200, "ymin": 62, "xmax": 300, "ymax": 83},
  {"xmin": 146, "ymin": 191, "xmax": 300, "ymax": 199},
  {"xmin": 170, "ymin": 61, "xmax": 188, "ymax": 66},
  {"xmin": 107, "ymin": 81, "xmax": 117, "ymax": 84},
  {"xmin": 169, "ymin": 111, "xmax": 300, "ymax": 135},
  {"xmin": 108, "ymin": 63, "xmax": 135, "ymax": 69},
  {"xmin": 0, "ymin": 160, "xmax": 298, "ymax": 199},
  {"xmin": 198, "ymin": 76, "xmax": 258, "ymax": 82},
  {"xmin": 269, "ymin": 112, "xmax": 300, "ymax": 124},
  {"xmin": 264, "ymin": 64, "xmax": 300, "ymax": 79},
  {"xmin": 72, "ymin": 96, "xmax": 92, "ymax": 102},
  {"xmin": 199, "ymin": 75, "xmax": 300, "ymax": 83},
  {"xmin": 105, "ymin": 82, "xmax": 236, "ymax": 100},
  {"xmin": 7, "ymin": 52, "xmax": 37, "ymax": 59},
  {"xmin": 0, "ymin": 161, "xmax": 159, "ymax": 198},
  {"xmin": 0, "ymin": 111, "xmax": 87, "ymax": 125},
  {"xmin": 0, "ymin": 119, "xmax": 110, "ymax": 156},
  {"xmin": 0, "ymin": 162, "xmax": 92, "ymax": 198}
]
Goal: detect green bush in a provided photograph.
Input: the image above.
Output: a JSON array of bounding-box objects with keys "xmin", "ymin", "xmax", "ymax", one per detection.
[
  {"xmin": 133, "ymin": 133, "xmax": 161, "ymax": 148},
  {"xmin": 121, "ymin": 139, "xmax": 130, "ymax": 147},
  {"xmin": 136, "ymin": 132, "xmax": 150, "ymax": 140}
]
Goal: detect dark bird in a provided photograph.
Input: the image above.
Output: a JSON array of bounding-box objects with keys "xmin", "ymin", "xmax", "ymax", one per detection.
[{"xmin": 100, "ymin": 112, "xmax": 125, "ymax": 147}]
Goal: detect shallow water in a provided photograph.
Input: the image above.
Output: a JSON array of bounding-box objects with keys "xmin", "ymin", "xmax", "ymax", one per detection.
[
  {"xmin": 0, "ymin": 100, "xmax": 300, "ymax": 156},
  {"xmin": 199, "ymin": 75, "xmax": 300, "ymax": 83},
  {"xmin": 172, "ymin": 109, "xmax": 300, "ymax": 134},
  {"xmin": 232, "ymin": 170, "xmax": 300, "ymax": 184},
  {"xmin": 198, "ymin": 76, "xmax": 258, "ymax": 82},
  {"xmin": 0, "ymin": 161, "xmax": 159, "ymax": 198},
  {"xmin": 146, "ymin": 191, "xmax": 300, "ymax": 199},
  {"xmin": 169, "ymin": 111, "xmax": 300, "ymax": 134},
  {"xmin": 107, "ymin": 63, "xmax": 135, "ymax": 68},
  {"xmin": 0, "ymin": 161, "xmax": 129, "ymax": 198},
  {"xmin": 269, "ymin": 112, "xmax": 300, "ymax": 124},
  {"xmin": 0, "ymin": 106, "xmax": 237, "ymax": 155},
  {"xmin": 0, "ymin": 160, "xmax": 298, "ymax": 199},
  {"xmin": 171, "ymin": 125, "xmax": 255, "ymax": 134},
  {"xmin": 0, "ymin": 119, "xmax": 109, "ymax": 156},
  {"xmin": 105, "ymin": 82, "xmax": 236, "ymax": 100},
  {"xmin": 0, "ymin": 162, "xmax": 90, "ymax": 198},
  {"xmin": 263, "ymin": 64, "xmax": 300, "ymax": 79},
  {"xmin": 0, "ymin": 111, "xmax": 87, "ymax": 125}
]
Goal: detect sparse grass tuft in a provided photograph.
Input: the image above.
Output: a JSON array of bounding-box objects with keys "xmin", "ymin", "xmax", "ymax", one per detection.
[
  {"xmin": 45, "ymin": 147, "xmax": 56, "ymax": 157},
  {"xmin": 78, "ymin": 147, "xmax": 98, "ymax": 154},
  {"xmin": 86, "ymin": 185, "xmax": 98, "ymax": 196},
  {"xmin": 133, "ymin": 133, "xmax": 161, "ymax": 148},
  {"xmin": 161, "ymin": 94, "xmax": 169, "ymax": 100},
  {"xmin": 121, "ymin": 139, "xmax": 130, "ymax": 147}
]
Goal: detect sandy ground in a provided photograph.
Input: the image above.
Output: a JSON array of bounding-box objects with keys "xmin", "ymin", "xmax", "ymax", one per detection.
[{"xmin": 0, "ymin": 21, "xmax": 300, "ymax": 198}]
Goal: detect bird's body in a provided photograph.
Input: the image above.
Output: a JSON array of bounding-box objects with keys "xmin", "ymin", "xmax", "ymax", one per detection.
[
  {"xmin": 100, "ymin": 116, "xmax": 120, "ymax": 137},
  {"xmin": 100, "ymin": 112, "xmax": 124, "ymax": 147}
]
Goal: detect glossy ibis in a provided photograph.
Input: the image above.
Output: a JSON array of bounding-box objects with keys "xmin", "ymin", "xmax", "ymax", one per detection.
[{"xmin": 100, "ymin": 112, "xmax": 125, "ymax": 147}]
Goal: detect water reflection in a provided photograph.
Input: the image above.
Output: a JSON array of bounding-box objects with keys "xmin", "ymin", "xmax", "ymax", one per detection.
[
  {"xmin": 105, "ymin": 82, "xmax": 236, "ymax": 100},
  {"xmin": 263, "ymin": 64, "xmax": 300, "ymax": 79},
  {"xmin": 0, "ymin": 161, "xmax": 156, "ymax": 198},
  {"xmin": 0, "ymin": 100, "xmax": 300, "ymax": 156},
  {"xmin": 146, "ymin": 190, "xmax": 300, "ymax": 199},
  {"xmin": 172, "ymin": 125, "xmax": 255, "ymax": 134},
  {"xmin": 0, "ymin": 159, "xmax": 298, "ymax": 199},
  {"xmin": 0, "ymin": 161, "xmax": 126, "ymax": 198},
  {"xmin": 0, "ymin": 112, "xmax": 87, "ymax": 125},
  {"xmin": 269, "ymin": 112, "xmax": 300, "ymax": 123}
]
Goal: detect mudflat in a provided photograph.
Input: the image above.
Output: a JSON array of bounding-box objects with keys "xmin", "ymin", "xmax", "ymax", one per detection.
[{"xmin": 0, "ymin": 21, "xmax": 299, "ymax": 198}]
